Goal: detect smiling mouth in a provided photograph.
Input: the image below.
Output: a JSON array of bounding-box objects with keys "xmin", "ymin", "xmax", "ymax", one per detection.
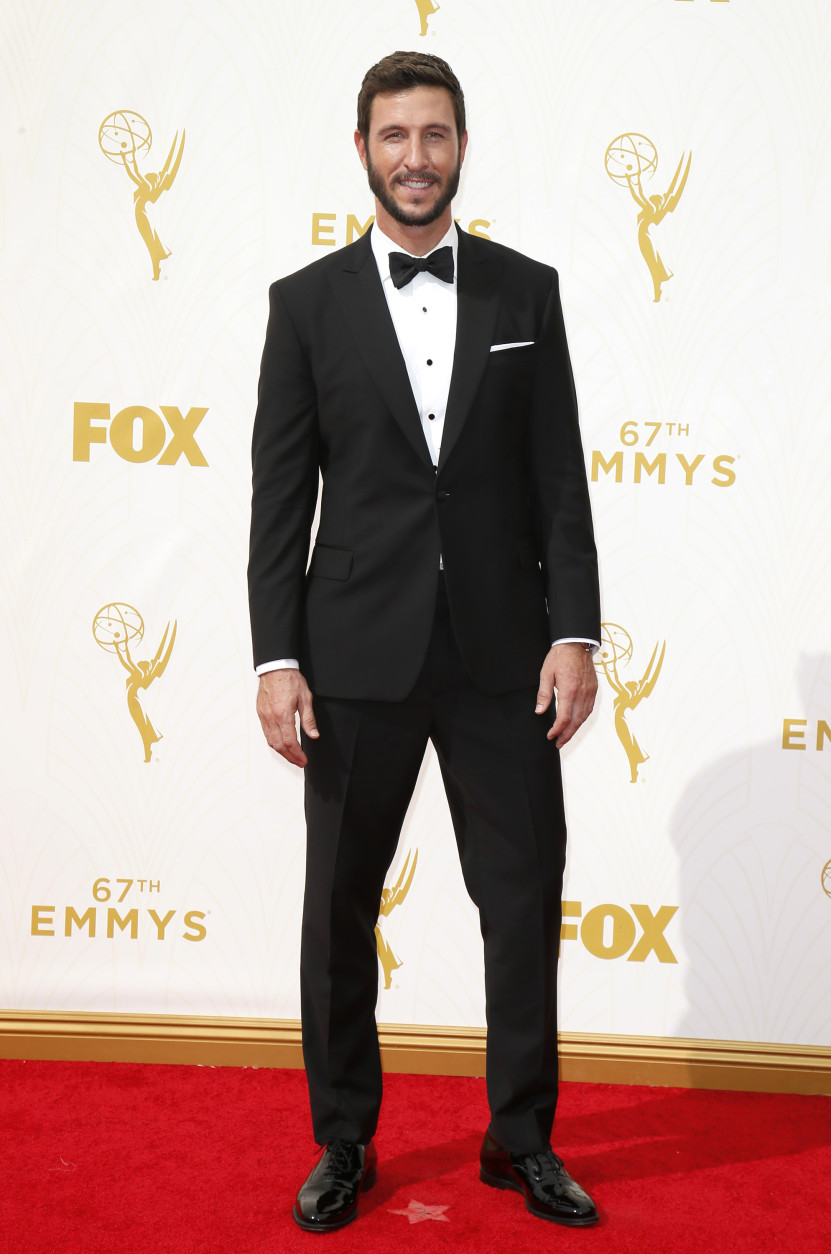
[{"xmin": 396, "ymin": 177, "xmax": 437, "ymax": 191}]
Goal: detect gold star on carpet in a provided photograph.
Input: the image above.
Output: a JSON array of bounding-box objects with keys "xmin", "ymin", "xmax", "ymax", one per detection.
[{"xmin": 388, "ymin": 1199, "xmax": 450, "ymax": 1224}]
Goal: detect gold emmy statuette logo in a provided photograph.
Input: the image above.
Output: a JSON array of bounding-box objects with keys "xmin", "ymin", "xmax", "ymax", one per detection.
[
  {"xmin": 605, "ymin": 134, "xmax": 691, "ymax": 303},
  {"xmin": 98, "ymin": 110, "xmax": 185, "ymax": 280},
  {"xmin": 595, "ymin": 623, "xmax": 665, "ymax": 783},
  {"xmin": 822, "ymin": 860, "xmax": 831, "ymax": 899},
  {"xmin": 93, "ymin": 603, "xmax": 177, "ymax": 762},
  {"xmin": 375, "ymin": 849, "xmax": 418, "ymax": 989},
  {"xmin": 414, "ymin": 0, "xmax": 440, "ymax": 37}
]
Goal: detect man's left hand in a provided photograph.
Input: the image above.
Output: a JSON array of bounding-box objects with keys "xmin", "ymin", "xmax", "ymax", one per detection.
[{"xmin": 536, "ymin": 643, "xmax": 598, "ymax": 749}]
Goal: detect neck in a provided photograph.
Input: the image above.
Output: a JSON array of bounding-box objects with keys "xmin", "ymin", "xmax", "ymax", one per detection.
[{"xmin": 373, "ymin": 203, "xmax": 454, "ymax": 255}]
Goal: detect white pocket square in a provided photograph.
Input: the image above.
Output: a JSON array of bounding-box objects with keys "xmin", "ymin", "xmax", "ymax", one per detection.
[{"xmin": 489, "ymin": 341, "xmax": 534, "ymax": 352}]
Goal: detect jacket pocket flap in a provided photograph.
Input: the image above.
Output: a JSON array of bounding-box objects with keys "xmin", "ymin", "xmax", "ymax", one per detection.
[{"xmin": 309, "ymin": 544, "xmax": 353, "ymax": 580}]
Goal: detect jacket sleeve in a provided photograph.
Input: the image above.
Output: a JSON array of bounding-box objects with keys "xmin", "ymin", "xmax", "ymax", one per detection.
[
  {"xmin": 247, "ymin": 281, "xmax": 319, "ymax": 668},
  {"xmin": 529, "ymin": 272, "xmax": 601, "ymax": 643}
]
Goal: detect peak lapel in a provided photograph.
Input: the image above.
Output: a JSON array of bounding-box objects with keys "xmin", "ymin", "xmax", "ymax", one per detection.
[
  {"xmin": 438, "ymin": 232, "xmax": 502, "ymax": 470},
  {"xmin": 327, "ymin": 232, "xmax": 433, "ymax": 469}
]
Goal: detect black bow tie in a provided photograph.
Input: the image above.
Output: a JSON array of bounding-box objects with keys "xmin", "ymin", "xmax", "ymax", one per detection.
[{"xmin": 389, "ymin": 246, "xmax": 454, "ymax": 289}]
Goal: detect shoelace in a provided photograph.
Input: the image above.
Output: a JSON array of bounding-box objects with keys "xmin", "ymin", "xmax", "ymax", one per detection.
[
  {"xmin": 318, "ymin": 1140, "xmax": 360, "ymax": 1179},
  {"xmin": 518, "ymin": 1148, "xmax": 566, "ymax": 1182}
]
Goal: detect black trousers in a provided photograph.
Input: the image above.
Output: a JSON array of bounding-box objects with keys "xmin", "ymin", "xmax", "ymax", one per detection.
[{"xmin": 300, "ymin": 578, "xmax": 567, "ymax": 1153}]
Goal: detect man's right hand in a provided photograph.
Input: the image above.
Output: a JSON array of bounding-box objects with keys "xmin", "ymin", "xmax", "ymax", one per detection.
[{"xmin": 256, "ymin": 669, "xmax": 318, "ymax": 768}]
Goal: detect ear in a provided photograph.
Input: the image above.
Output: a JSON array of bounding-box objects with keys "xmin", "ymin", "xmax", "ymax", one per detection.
[
  {"xmin": 354, "ymin": 130, "xmax": 368, "ymax": 171},
  {"xmin": 459, "ymin": 130, "xmax": 468, "ymax": 167}
]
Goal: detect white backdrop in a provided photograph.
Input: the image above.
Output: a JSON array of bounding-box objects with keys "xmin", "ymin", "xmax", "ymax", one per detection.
[{"xmin": 2, "ymin": 0, "xmax": 830, "ymax": 1049}]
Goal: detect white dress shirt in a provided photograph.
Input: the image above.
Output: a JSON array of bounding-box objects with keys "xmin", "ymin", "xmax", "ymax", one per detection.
[
  {"xmin": 371, "ymin": 220, "xmax": 457, "ymax": 466},
  {"xmin": 256, "ymin": 222, "xmax": 596, "ymax": 674}
]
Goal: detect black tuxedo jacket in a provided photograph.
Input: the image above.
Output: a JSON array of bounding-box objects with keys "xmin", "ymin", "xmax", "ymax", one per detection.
[{"xmin": 248, "ymin": 227, "xmax": 600, "ymax": 700}]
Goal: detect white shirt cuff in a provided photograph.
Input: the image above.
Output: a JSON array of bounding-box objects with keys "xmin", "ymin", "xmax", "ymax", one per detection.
[{"xmin": 552, "ymin": 637, "xmax": 600, "ymax": 656}]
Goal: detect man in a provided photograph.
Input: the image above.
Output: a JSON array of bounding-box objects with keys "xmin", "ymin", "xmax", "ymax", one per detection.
[{"xmin": 249, "ymin": 51, "xmax": 601, "ymax": 1232}]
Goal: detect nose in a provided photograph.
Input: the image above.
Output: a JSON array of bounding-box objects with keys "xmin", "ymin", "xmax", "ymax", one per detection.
[{"xmin": 403, "ymin": 136, "xmax": 429, "ymax": 170}]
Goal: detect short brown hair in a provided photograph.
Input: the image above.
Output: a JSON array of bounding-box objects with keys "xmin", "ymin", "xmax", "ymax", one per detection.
[{"xmin": 357, "ymin": 51, "xmax": 466, "ymax": 142}]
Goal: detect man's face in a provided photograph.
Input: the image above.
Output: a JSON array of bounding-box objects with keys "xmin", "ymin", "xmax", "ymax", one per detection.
[{"xmin": 355, "ymin": 86, "xmax": 467, "ymax": 229}]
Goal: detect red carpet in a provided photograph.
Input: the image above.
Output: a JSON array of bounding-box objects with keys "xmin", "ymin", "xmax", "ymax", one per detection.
[{"xmin": 1, "ymin": 1060, "xmax": 829, "ymax": 1253}]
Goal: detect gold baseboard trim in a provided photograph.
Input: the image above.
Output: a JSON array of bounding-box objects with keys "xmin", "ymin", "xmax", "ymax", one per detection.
[
  {"xmin": 0, "ymin": 1011, "xmax": 306, "ymax": 1070},
  {"xmin": 556, "ymin": 1031, "xmax": 831, "ymax": 1095},
  {"xmin": 1, "ymin": 1012, "xmax": 829, "ymax": 1095}
]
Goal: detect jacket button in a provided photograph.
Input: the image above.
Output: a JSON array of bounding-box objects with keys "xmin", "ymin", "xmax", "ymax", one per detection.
[{"xmin": 436, "ymin": 490, "xmax": 450, "ymax": 502}]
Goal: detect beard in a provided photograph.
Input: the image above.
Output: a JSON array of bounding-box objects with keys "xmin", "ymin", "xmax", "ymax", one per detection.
[{"xmin": 366, "ymin": 151, "xmax": 462, "ymax": 227}]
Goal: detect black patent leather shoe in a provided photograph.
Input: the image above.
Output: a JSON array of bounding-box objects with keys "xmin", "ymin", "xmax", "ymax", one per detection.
[
  {"xmin": 292, "ymin": 1139, "xmax": 377, "ymax": 1232},
  {"xmin": 479, "ymin": 1131, "xmax": 598, "ymax": 1226}
]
